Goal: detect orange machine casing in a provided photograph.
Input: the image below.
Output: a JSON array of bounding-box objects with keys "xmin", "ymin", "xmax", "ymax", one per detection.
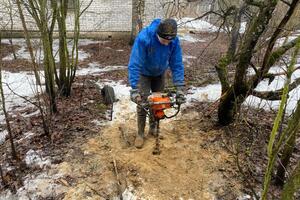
[{"xmin": 148, "ymin": 93, "xmax": 171, "ymax": 119}]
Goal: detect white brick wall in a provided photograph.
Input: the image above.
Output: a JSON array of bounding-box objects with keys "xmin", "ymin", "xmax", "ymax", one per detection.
[
  {"xmin": 0, "ymin": 0, "xmax": 213, "ymax": 34},
  {"xmin": 0, "ymin": 0, "xmax": 166, "ymax": 33}
]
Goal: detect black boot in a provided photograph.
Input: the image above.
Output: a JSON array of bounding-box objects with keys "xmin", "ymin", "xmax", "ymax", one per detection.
[{"xmin": 135, "ymin": 107, "xmax": 146, "ymax": 148}]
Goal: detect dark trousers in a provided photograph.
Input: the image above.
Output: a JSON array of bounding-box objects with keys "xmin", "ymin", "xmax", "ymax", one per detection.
[{"xmin": 137, "ymin": 74, "xmax": 165, "ymax": 136}]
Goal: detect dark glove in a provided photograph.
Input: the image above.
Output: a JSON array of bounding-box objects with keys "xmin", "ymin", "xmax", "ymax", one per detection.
[
  {"xmin": 130, "ymin": 89, "xmax": 141, "ymax": 103},
  {"xmin": 176, "ymin": 86, "xmax": 186, "ymax": 104}
]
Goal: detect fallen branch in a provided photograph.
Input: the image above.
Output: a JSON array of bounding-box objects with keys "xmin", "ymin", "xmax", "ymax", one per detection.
[{"xmin": 113, "ymin": 158, "xmax": 123, "ymax": 200}]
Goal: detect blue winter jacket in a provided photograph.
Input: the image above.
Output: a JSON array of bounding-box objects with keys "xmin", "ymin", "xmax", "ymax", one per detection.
[{"xmin": 128, "ymin": 19, "xmax": 184, "ymax": 89}]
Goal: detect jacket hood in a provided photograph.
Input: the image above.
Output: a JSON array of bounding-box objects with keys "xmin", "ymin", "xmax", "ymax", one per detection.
[{"xmin": 145, "ymin": 19, "xmax": 161, "ymax": 36}]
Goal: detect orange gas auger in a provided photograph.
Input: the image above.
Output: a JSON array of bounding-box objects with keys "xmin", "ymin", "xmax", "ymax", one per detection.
[
  {"xmin": 138, "ymin": 90, "xmax": 183, "ymax": 155},
  {"xmin": 147, "ymin": 92, "xmax": 181, "ymax": 120}
]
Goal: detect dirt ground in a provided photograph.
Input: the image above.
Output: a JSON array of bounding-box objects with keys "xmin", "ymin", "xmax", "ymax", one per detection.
[{"xmin": 0, "ymin": 34, "xmax": 298, "ymax": 199}]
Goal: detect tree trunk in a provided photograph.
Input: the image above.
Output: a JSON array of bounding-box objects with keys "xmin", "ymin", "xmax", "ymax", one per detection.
[
  {"xmin": 41, "ymin": 34, "xmax": 57, "ymax": 113},
  {"xmin": 15, "ymin": 0, "xmax": 41, "ymax": 85},
  {"xmin": 0, "ymin": 33, "xmax": 18, "ymax": 160},
  {"xmin": 56, "ymin": 0, "xmax": 80, "ymax": 97},
  {"xmin": 57, "ymin": 0, "xmax": 69, "ymax": 95},
  {"xmin": 130, "ymin": 0, "xmax": 145, "ymax": 45},
  {"xmin": 218, "ymin": 83, "xmax": 248, "ymax": 125},
  {"xmin": 217, "ymin": 0, "xmax": 279, "ymax": 125},
  {"xmin": 8, "ymin": 0, "xmax": 17, "ymax": 60}
]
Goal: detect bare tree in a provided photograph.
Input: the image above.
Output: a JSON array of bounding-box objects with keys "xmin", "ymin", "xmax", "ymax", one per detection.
[
  {"xmin": 15, "ymin": 0, "xmax": 41, "ymax": 85},
  {"xmin": 0, "ymin": 31, "xmax": 17, "ymax": 160},
  {"xmin": 162, "ymin": 0, "xmax": 188, "ymax": 18},
  {"xmin": 19, "ymin": 0, "xmax": 93, "ymax": 110},
  {"xmin": 7, "ymin": 0, "xmax": 17, "ymax": 60},
  {"xmin": 212, "ymin": 0, "xmax": 300, "ymax": 125},
  {"xmin": 130, "ymin": 0, "xmax": 145, "ymax": 44},
  {"xmin": 22, "ymin": 0, "xmax": 57, "ymax": 113}
]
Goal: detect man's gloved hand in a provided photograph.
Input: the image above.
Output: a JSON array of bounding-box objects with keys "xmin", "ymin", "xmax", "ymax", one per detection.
[
  {"xmin": 176, "ymin": 86, "xmax": 186, "ymax": 104},
  {"xmin": 130, "ymin": 89, "xmax": 142, "ymax": 103}
]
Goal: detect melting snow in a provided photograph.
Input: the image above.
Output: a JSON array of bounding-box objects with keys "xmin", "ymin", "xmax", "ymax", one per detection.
[
  {"xmin": 188, "ymin": 65, "xmax": 300, "ymax": 113},
  {"xmin": 177, "ymin": 17, "xmax": 247, "ymax": 34},
  {"xmin": 179, "ymin": 34, "xmax": 206, "ymax": 43},
  {"xmin": 92, "ymin": 119, "xmax": 106, "ymax": 126},
  {"xmin": 17, "ymin": 132, "xmax": 35, "ymax": 144},
  {"xmin": 275, "ymin": 35, "xmax": 299, "ymax": 47},
  {"xmin": 0, "ymin": 130, "xmax": 8, "ymax": 145},
  {"xmin": 187, "ymin": 84, "xmax": 221, "ymax": 103},
  {"xmin": 121, "ymin": 187, "xmax": 137, "ymax": 200},
  {"xmin": 178, "ymin": 17, "xmax": 221, "ymax": 32},
  {"xmin": 1, "ymin": 172, "xmax": 67, "ymax": 200},
  {"xmin": 25, "ymin": 149, "xmax": 51, "ymax": 169},
  {"xmin": 76, "ymin": 62, "xmax": 127, "ymax": 76},
  {"xmin": 2, "ymin": 38, "xmax": 99, "ymax": 62},
  {"xmin": 239, "ymin": 22, "xmax": 247, "ymax": 33},
  {"xmin": 95, "ymin": 81, "xmax": 136, "ymax": 123},
  {"xmin": 0, "ymin": 71, "xmax": 43, "ymax": 122}
]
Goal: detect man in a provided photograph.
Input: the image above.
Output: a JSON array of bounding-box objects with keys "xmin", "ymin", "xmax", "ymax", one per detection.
[{"xmin": 128, "ymin": 18, "xmax": 185, "ymax": 149}]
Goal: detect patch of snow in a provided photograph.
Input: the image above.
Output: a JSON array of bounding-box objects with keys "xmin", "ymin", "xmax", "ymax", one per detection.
[
  {"xmin": 99, "ymin": 65, "xmax": 127, "ymax": 72},
  {"xmin": 24, "ymin": 131, "xmax": 35, "ymax": 139},
  {"xmin": 186, "ymin": 84, "xmax": 221, "ymax": 103},
  {"xmin": 183, "ymin": 55, "xmax": 197, "ymax": 67},
  {"xmin": 0, "ymin": 130, "xmax": 8, "ymax": 145},
  {"xmin": 76, "ymin": 63, "xmax": 104, "ymax": 75},
  {"xmin": 76, "ymin": 63, "xmax": 127, "ymax": 76},
  {"xmin": 116, "ymin": 49, "xmax": 124, "ymax": 52},
  {"xmin": 238, "ymin": 194, "xmax": 252, "ymax": 200},
  {"xmin": 77, "ymin": 39, "xmax": 103, "ymax": 46},
  {"xmin": 179, "ymin": 34, "xmax": 205, "ymax": 43},
  {"xmin": 185, "ymin": 55, "xmax": 197, "ymax": 59},
  {"xmin": 122, "ymin": 187, "xmax": 137, "ymax": 200},
  {"xmin": 92, "ymin": 119, "xmax": 106, "ymax": 126},
  {"xmin": 95, "ymin": 81, "xmax": 135, "ymax": 123},
  {"xmin": 0, "ymin": 71, "xmax": 43, "ymax": 145},
  {"xmin": 25, "ymin": 149, "xmax": 51, "ymax": 169},
  {"xmin": 0, "ymin": 191, "xmax": 15, "ymax": 200},
  {"xmin": 275, "ymin": 35, "xmax": 298, "ymax": 47},
  {"xmin": 18, "ymin": 132, "xmax": 35, "ymax": 144},
  {"xmin": 240, "ymin": 22, "xmax": 247, "ymax": 33},
  {"xmin": 2, "ymin": 38, "xmax": 93, "ymax": 62},
  {"xmin": 17, "ymin": 173, "xmax": 65, "ymax": 200},
  {"xmin": 1, "ymin": 71, "xmax": 44, "ymax": 113},
  {"xmin": 178, "ymin": 17, "xmax": 221, "ymax": 33},
  {"xmin": 245, "ymin": 65, "xmax": 300, "ymax": 112},
  {"xmin": 113, "ymin": 186, "xmax": 137, "ymax": 200},
  {"xmin": 22, "ymin": 109, "xmax": 40, "ymax": 118},
  {"xmin": 1, "ymin": 167, "xmax": 68, "ymax": 199},
  {"xmin": 187, "ymin": 64, "xmax": 300, "ymax": 113}
]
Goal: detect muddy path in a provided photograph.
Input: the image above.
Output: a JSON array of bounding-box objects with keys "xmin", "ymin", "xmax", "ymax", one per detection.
[{"xmin": 57, "ymin": 83, "xmax": 240, "ymax": 200}]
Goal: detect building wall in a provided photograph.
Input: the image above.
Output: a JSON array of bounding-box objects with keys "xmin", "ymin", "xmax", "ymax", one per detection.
[
  {"xmin": 0, "ymin": 0, "xmax": 167, "ymax": 32},
  {"xmin": 0, "ymin": 0, "xmax": 214, "ymax": 37},
  {"xmin": 0, "ymin": 0, "xmax": 134, "ymax": 32}
]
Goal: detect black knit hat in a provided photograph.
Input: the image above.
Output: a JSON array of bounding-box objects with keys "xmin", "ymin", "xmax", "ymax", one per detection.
[{"xmin": 157, "ymin": 19, "xmax": 177, "ymax": 40}]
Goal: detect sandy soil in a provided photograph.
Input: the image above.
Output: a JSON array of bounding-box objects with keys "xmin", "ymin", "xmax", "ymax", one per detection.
[
  {"xmin": 59, "ymin": 110, "xmax": 240, "ymax": 200},
  {"xmin": 2, "ymin": 33, "xmax": 297, "ymax": 200}
]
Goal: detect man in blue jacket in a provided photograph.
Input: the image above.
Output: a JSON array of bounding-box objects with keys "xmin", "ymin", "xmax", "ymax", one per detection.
[{"xmin": 128, "ymin": 18, "xmax": 185, "ymax": 148}]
